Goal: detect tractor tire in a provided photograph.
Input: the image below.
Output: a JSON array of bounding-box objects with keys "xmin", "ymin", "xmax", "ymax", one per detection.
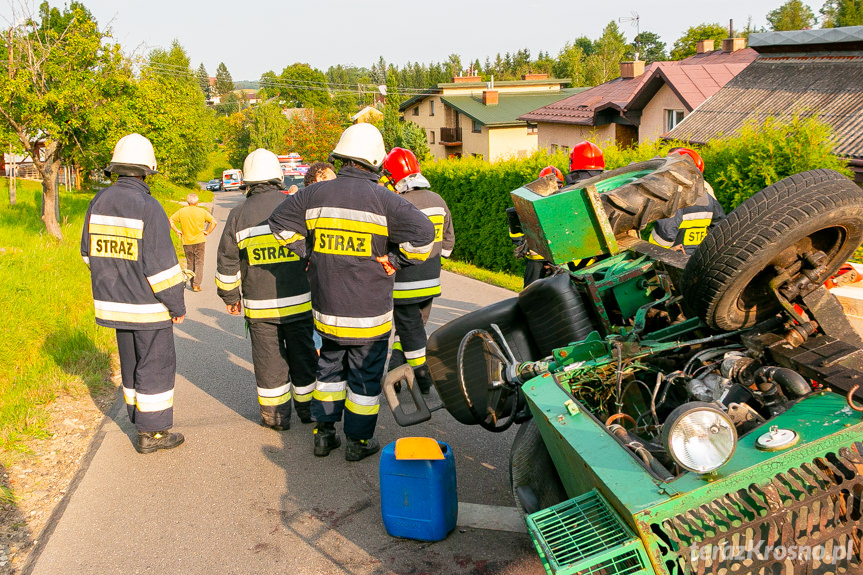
[
  {"xmin": 571, "ymin": 155, "xmax": 704, "ymax": 235},
  {"xmin": 510, "ymin": 419, "xmax": 567, "ymax": 519},
  {"xmin": 682, "ymin": 169, "xmax": 863, "ymax": 330}
]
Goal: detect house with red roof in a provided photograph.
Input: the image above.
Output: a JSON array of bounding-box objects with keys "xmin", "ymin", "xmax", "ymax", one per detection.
[{"xmin": 519, "ymin": 39, "xmax": 757, "ymax": 154}]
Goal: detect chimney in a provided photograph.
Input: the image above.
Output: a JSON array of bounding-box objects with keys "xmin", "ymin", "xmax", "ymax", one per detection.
[
  {"xmin": 483, "ymin": 90, "xmax": 498, "ymax": 105},
  {"xmin": 452, "ymin": 75, "xmax": 482, "ymax": 83},
  {"xmin": 696, "ymin": 39, "xmax": 715, "ymax": 54},
  {"xmin": 722, "ymin": 38, "xmax": 746, "ymax": 53},
  {"xmin": 619, "ymin": 61, "xmax": 645, "ymax": 79},
  {"xmin": 522, "ymin": 73, "xmax": 548, "ymax": 81}
]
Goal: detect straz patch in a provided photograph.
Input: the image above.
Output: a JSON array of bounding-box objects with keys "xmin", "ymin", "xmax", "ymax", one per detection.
[
  {"xmin": 429, "ymin": 215, "xmax": 445, "ymax": 242},
  {"xmin": 315, "ymin": 230, "xmax": 371, "ymax": 256},
  {"xmin": 683, "ymin": 227, "xmax": 708, "ymax": 246},
  {"xmin": 90, "ymin": 235, "xmax": 138, "ymax": 261},
  {"xmin": 248, "ymin": 240, "xmax": 299, "ymax": 265}
]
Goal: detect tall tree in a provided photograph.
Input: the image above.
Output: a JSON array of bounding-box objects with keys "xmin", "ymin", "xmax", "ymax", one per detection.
[
  {"xmin": 279, "ymin": 63, "xmax": 330, "ymax": 109},
  {"xmin": 215, "ymin": 62, "xmax": 234, "ymax": 97},
  {"xmin": 382, "ymin": 71, "xmax": 401, "ymax": 151},
  {"xmin": 248, "ymin": 102, "xmax": 290, "ymax": 153},
  {"xmin": 585, "ymin": 21, "xmax": 627, "ymax": 85},
  {"xmin": 0, "ymin": 1, "xmax": 131, "ymax": 238},
  {"xmin": 767, "ymin": 0, "xmax": 816, "ymax": 30},
  {"xmin": 196, "ymin": 63, "xmax": 210, "ymax": 97},
  {"xmin": 553, "ymin": 42, "xmax": 587, "ymax": 86},
  {"xmin": 820, "ymin": 0, "xmax": 863, "ymax": 26},
  {"xmin": 626, "ymin": 31, "xmax": 667, "ymax": 62},
  {"xmin": 284, "ymin": 108, "xmax": 346, "ymax": 163},
  {"xmin": 670, "ymin": 23, "xmax": 729, "ymax": 60}
]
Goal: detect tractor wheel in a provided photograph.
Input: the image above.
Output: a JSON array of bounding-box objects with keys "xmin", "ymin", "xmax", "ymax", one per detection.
[
  {"xmin": 510, "ymin": 419, "xmax": 567, "ymax": 519},
  {"xmin": 682, "ymin": 169, "xmax": 863, "ymax": 330},
  {"xmin": 568, "ymin": 155, "xmax": 704, "ymax": 235}
]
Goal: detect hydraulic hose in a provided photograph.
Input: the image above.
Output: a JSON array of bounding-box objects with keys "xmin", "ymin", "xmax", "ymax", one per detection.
[
  {"xmin": 607, "ymin": 424, "xmax": 674, "ymax": 481},
  {"xmin": 756, "ymin": 366, "xmax": 811, "ymax": 398}
]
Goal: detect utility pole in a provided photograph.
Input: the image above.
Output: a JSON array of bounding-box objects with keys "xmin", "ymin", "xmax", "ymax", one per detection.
[{"xmin": 8, "ymin": 28, "xmax": 15, "ymax": 206}]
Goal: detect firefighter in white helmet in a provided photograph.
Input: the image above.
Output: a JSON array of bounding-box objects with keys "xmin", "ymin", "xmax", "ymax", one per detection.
[
  {"xmin": 81, "ymin": 133, "xmax": 186, "ymax": 454},
  {"xmin": 215, "ymin": 149, "xmax": 317, "ymax": 430},
  {"xmin": 268, "ymin": 124, "xmax": 435, "ymax": 461}
]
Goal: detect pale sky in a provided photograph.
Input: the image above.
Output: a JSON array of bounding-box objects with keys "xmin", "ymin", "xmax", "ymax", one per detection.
[{"xmin": 22, "ymin": 0, "xmax": 805, "ymax": 80}]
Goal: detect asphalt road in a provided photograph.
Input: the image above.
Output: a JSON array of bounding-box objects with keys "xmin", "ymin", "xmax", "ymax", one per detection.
[{"xmin": 27, "ymin": 191, "xmax": 545, "ymax": 575}]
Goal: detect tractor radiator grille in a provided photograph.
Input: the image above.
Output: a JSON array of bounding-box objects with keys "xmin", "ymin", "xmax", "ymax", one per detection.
[
  {"xmin": 528, "ymin": 490, "xmax": 653, "ymax": 575},
  {"xmin": 648, "ymin": 442, "xmax": 863, "ymax": 575}
]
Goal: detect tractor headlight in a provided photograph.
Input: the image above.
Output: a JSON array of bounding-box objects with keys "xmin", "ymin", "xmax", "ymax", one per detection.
[{"xmin": 661, "ymin": 402, "xmax": 737, "ymax": 474}]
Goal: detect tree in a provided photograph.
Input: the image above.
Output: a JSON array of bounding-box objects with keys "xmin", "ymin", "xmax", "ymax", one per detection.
[
  {"xmin": 279, "ymin": 63, "xmax": 330, "ymax": 109},
  {"xmin": 382, "ymin": 71, "xmax": 401, "ymax": 151},
  {"xmin": 820, "ymin": 0, "xmax": 863, "ymax": 26},
  {"xmin": 585, "ymin": 21, "xmax": 628, "ymax": 85},
  {"xmin": 0, "ymin": 2, "xmax": 131, "ymax": 239},
  {"xmin": 626, "ymin": 31, "xmax": 667, "ymax": 62},
  {"xmin": 248, "ymin": 103, "xmax": 290, "ymax": 153},
  {"xmin": 399, "ymin": 121, "xmax": 431, "ymax": 162},
  {"xmin": 215, "ymin": 62, "xmax": 234, "ymax": 97},
  {"xmin": 670, "ymin": 23, "xmax": 729, "ymax": 60},
  {"xmin": 766, "ymin": 0, "xmax": 816, "ymax": 30},
  {"xmin": 553, "ymin": 42, "xmax": 587, "ymax": 86},
  {"xmin": 219, "ymin": 111, "xmax": 251, "ymax": 168},
  {"xmin": 196, "ymin": 63, "xmax": 210, "ymax": 98},
  {"xmin": 284, "ymin": 108, "xmax": 347, "ymax": 163}
]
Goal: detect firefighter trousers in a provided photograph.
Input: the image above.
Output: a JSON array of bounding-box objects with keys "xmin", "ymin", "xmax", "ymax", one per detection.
[
  {"xmin": 392, "ymin": 299, "xmax": 433, "ymax": 393},
  {"xmin": 311, "ymin": 338, "xmax": 388, "ymax": 440},
  {"xmin": 247, "ymin": 317, "xmax": 317, "ymax": 427},
  {"xmin": 116, "ymin": 327, "xmax": 176, "ymax": 433}
]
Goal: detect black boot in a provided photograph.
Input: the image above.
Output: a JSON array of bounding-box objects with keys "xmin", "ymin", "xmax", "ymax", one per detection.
[
  {"xmin": 345, "ymin": 436, "xmax": 380, "ymax": 462},
  {"xmin": 294, "ymin": 402, "xmax": 312, "ymax": 424},
  {"xmin": 313, "ymin": 423, "xmax": 341, "ymax": 457},
  {"xmin": 136, "ymin": 430, "xmax": 185, "ymax": 454},
  {"xmin": 261, "ymin": 408, "xmax": 289, "ymax": 431}
]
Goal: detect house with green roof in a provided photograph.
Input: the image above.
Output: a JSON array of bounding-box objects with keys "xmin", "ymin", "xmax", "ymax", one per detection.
[{"xmin": 399, "ymin": 75, "xmax": 584, "ymax": 162}]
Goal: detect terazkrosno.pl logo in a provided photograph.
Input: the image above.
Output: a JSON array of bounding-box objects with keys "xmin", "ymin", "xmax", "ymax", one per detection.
[{"xmin": 691, "ymin": 541, "xmax": 855, "ymax": 565}]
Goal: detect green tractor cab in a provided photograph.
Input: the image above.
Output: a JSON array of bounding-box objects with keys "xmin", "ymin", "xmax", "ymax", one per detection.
[{"xmin": 383, "ymin": 159, "xmax": 863, "ymax": 575}]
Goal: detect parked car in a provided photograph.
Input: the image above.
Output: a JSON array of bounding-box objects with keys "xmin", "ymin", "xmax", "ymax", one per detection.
[
  {"xmin": 206, "ymin": 179, "xmax": 221, "ymax": 191},
  {"xmin": 282, "ymin": 174, "xmax": 305, "ymax": 194}
]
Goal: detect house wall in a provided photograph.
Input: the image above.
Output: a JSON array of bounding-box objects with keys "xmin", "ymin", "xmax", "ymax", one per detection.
[
  {"xmin": 537, "ymin": 123, "xmax": 617, "ymax": 153},
  {"xmin": 488, "ymin": 126, "xmax": 537, "ymax": 162},
  {"xmin": 460, "ymin": 113, "xmax": 489, "ymax": 159},
  {"xmin": 405, "ymin": 95, "xmax": 449, "ymax": 159},
  {"xmin": 640, "ymin": 83, "xmax": 687, "ymax": 143}
]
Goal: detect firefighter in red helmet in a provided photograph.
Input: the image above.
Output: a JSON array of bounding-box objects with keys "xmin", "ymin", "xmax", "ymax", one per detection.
[
  {"xmin": 380, "ymin": 147, "xmax": 454, "ymax": 396},
  {"xmin": 538, "ymin": 165, "xmax": 564, "ymax": 186},
  {"xmin": 565, "ymin": 141, "xmax": 605, "ymax": 185}
]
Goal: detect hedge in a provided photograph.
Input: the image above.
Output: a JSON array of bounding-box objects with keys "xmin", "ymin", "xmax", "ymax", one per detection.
[{"xmin": 422, "ymin": 116, "xmax": 851, "ymax": 274}]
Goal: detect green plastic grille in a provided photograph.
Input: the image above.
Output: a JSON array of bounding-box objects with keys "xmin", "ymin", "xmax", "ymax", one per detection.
[{"xmin": 527, "ymin": 490, "xmax": 654, "ymax": 575}]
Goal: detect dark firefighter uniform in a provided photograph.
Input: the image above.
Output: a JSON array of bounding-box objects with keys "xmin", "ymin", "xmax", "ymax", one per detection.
[
  {"xmin": 392, "ymin": 184, "xmax": 455, "ymax": 394},
  {"xmin": 649, "ymin": 187, "xmax": 726, "ymax": 255},
  {"xmin": 81, "ymin": 176, "xmax": 186, "ymax": 432},
  {"xmin": 268, "ymin": 165, "xmax": 435, "ymax": 440},
  {"xmin": 506, "ymin": 207, "xmax": 548, "ymax": 287},
  {"xmin": 215, "ymin": 182, "xmax": 317, "ymax": 428}
]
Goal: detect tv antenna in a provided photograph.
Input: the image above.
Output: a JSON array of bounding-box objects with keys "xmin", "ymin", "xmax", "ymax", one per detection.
[{"xmin": 619, "ymin": 11, "xmax": 641, "ymax": 60}]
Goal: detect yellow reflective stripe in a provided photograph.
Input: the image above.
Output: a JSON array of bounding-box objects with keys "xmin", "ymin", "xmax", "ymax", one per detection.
[
  {"xmin": 293, "ymin": 382, "xmax": 315, "ymax": 401},
  {"xmin": 394, "ymin": 286, "xmax": 441, "ymax": 299},
  {"xmin": 428, "ymin": 215, "xmax": 445, "ymax": 225},
  {"xmin": 509, "ymin": 231, "xmax": 524, "ymax": 239},
  {"xmin": 88, "ymin": 223, "xmax": 143, "ymax": 239},
  {"xmin": 345, "ymin": 399, "xmax": 380, "ymax": 416},
  {"xmin": 258, "ymin": 392, "xmax": 291, "ymax": 407},
  {"xmin": 406, "ymin": 355, "xmax": 426, "ymax": 367},
  {"xmin": 649, "ymin": 230, "xmax": 673, "ymax": 248},
  {"xmin": 525, "ymin": 252, "xmax": 545, "ymax": 260},
  {"xmin": 150, "ymin": 272, "xmax": 185, "ymax": 293},
  {"xmin": 307, "ymin": 217, "xmax": 388, "ymax": 236},
  {"xmin": 244, "ymin": 301, "xmax": 312, "ymax": 319},
  {"xmin": 401, "ymin": 245, "xmax": 432, "ymax": 261},
  {"xmin": 123, "ymin": 387, "xmax": 136, "ymax": 405},
  {"xmin": 313, "ymin": 390, "xmax": 347, "ymax": 402},
  {"xmin": 314, "ymin": 318, "xmax": 391, "ymax": 339},
  {"xmin": 678, "ymin": 218, "xmax": 712, "ymax": 229},
  {"xmin": 275, "ymin": 229, "xmax": 304, "ymax": 246},
  {"xmin": 94, "ymin": 301, "xmax": 171, "ymax": 324},
  {"xmin": 392, "ymin": 341, "xmax": 403, "ymax": 352},
  {"xmin": 135, "ymin": 390, "xmax": 174, "ymax": 413},
  {"xmin": 215, "ymin": 277, "xmax": 242, "ymax": 290}
]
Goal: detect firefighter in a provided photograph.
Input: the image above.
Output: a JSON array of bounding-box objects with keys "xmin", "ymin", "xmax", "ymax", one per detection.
[
  {"xmin": 381, "ymin": 147, "xmax": 455, "ymax": 395},
  {"xmin": 564, "ymin": 141, "xmax": 605, "ymax": 186},
  {"xmin": 507, "ymin": 165, "xmax": 564, "ymax": 288},
  {"xmin": 81, "ymin": 133, "xmax": 186, "ymax": 454},
  {"xmin": 216, "ymin": 148, "xmax": 317, "ymax": 430},
  {"xmin": 649, "ymin": 148, "xmax": 726, "ymax": 255},
  {"xmin": 268, "ymin": 124, "xmax": 435, "ymax": 462}
]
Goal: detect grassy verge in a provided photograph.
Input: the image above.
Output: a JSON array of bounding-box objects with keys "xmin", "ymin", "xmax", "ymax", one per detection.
[
  {"xmin": 196, "ymin": 147, "xmax": 231, "ymax": 183},
  {"xmin": 0, "ymin": 179, "xmax": 115, "ymax": 471},
  {"xmin": 442, "ymin": 259, "xmax": 521, "ymax": 292}
]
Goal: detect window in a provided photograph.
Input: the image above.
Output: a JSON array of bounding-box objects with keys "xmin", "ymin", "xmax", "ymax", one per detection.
[
  {"xmin": 429, "ymin": 130, "xmax": 435, "ymax": 144},
  {"xmin": 665, "ymin": 109, "xmax": 685, "ymax": 131},
  {"xmin": 473, "ymin": 153, "xmax": 483, "ymax": 160},
  {"xmin": 550, "ymin": 144, "xmax": 558, "ymax": 153},
  {"xmin": 561, "ymin": 146, "xmax": 569, "ymax": 155},
  {"xmin": 472, "ymin": 119, "xmax": 482, "ymax": 133},
  {"xmin": 429, "ymin": 100, "xmax": 435, "ymax": 116},
  {"xmin": 413, "ymin": 106, "xmax": 419, "ymax": 116},
  {"xmin": 527, "ymin": 122, "xmax": 538, "ymax": 135}
]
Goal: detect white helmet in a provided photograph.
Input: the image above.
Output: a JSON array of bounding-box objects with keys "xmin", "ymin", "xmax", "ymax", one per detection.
[
  {"xmin": 243, "ymin": 148, "xmax": 282, "ymax": 184},
  {"xmin": 329, "ymin": 123, "xmax": 386, "ymax": 171},
  {"xmin": 106, "ymin": 133, "xmax": 158, "ymax": 176}
]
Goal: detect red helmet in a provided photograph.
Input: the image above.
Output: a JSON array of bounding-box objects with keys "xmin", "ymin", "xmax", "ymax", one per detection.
[
  {"xmin": 382, "ymin": 147, "xmax": 420, "ymax": 186},
  {"xmin": 539, "ymin": 165, "xmax": 564, "ymax": 183},
  {"xmin": 669, "ymin": 148, "xmax": 704, "ymax": 173},
  {"xmin": 569, "ymin": 141, "xmax": 605, "ymax": 171}
]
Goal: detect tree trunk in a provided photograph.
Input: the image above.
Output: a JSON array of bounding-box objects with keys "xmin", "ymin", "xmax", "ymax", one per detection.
[{"xmin": 41, "ymin": 159, "xmax": 62, "ymax": 240}]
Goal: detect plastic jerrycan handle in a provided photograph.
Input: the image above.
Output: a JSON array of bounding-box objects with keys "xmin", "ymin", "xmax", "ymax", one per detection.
[{"xmin": 382, "ymin": 364, "xmax": 432, "ymax": 426}]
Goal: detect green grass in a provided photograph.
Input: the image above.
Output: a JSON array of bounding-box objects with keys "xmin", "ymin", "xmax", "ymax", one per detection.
[
  {"xmin": 0, "ymin": 178, "xmax": 115, "ymax": 466},
  {"xmin": 196, "ymin": 147, "xmax": 232, "ymax": 183},
  {"xmin": 442, "ymin": 259, "xmax": 521, "ymax": 292}
]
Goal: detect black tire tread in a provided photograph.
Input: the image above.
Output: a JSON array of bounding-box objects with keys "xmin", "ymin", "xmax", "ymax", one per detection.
[{"xmin": 510, "ymin": 419, "xmax": 567, "ymax": 518}]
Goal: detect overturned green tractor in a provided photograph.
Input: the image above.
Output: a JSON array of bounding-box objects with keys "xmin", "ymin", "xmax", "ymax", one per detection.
[{"xmin": 384, "ymin": 156, "xmax": 863, "ymax": 575}]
